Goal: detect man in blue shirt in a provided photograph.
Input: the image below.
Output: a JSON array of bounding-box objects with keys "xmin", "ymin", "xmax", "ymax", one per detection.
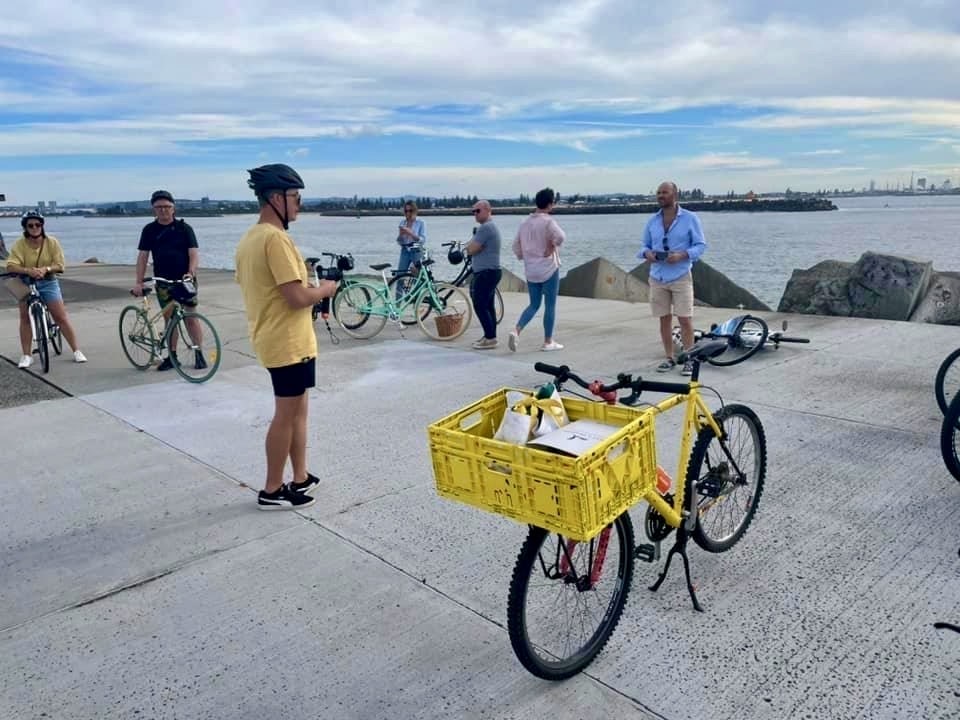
[{"xmin": 638, "ymin": 181, "xmax": 707, "ymax": 375}]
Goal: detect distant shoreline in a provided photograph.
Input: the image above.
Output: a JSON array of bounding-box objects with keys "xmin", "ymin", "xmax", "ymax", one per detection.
[{"xmin": 77, "ymin": 197, "xmax": 837, "ymax": 219}]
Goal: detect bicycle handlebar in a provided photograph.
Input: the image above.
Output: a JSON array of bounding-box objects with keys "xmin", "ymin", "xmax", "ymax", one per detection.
[{"xmin": 533, "ymin": 362, "xmax": 691, "ymax": 405}]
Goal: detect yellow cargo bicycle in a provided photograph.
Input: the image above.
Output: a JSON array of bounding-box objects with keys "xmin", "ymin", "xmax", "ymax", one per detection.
[{"xmin": 428, "ymin": 340, "xmax": 767, "ymax": 680}]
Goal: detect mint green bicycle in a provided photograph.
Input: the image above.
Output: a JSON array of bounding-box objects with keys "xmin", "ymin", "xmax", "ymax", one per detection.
[{"xmin": 333, "ymin": 253, "xmax": 472, "ymax": 341}]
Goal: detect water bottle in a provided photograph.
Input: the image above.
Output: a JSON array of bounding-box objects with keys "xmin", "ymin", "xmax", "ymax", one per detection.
[{"xmin": 535, "ymin": 382, "xmax": 555, "ymax": 399}]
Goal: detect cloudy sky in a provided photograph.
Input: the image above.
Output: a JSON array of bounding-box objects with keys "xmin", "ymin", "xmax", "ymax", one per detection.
[{"xmin": 1, "ymin": 0, "xmax": 959, "ymax": 203}]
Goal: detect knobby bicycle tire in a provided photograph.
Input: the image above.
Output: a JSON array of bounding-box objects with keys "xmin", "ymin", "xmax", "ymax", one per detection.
[
  {"xmin": 168, "ymin": 311, "xmax": 221, "ymax": 383},
  {"xmin": 118, "ymin": 305, "xmax": 157, "ymax": 369},
  {"xmin": 506, "ymin": 513, "xmax": 635, "ymax": 680},
  {"xmin": 46, "ymin": 307, "xmax": 63, "ymax": 355},
  {"xmin": 939, "ymin": 392, "xmax": 960, "ymax": 483},
  {"xmin": 31, "ymin": 302, "xmax": 50, "ymax": 373},
  {"xmin": 706, "ymin": 316, "xmax": 769, "ymax": 367},
  {"xmin": 935, "ymin": 347, "xmax": 960, "ymax": 416},
  {"xmin": 689, "ymin": 404, "xmax": 767, "ymax": 552}
]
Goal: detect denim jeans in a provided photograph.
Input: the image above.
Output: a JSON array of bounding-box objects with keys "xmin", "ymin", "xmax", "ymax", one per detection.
[
  {"xmin": 517, "ymin": 269, "xmax": 560, "ymax": 338},
  {"xmin": 470, "ymin": 268, "xmax": 501, "ymax": 339}
]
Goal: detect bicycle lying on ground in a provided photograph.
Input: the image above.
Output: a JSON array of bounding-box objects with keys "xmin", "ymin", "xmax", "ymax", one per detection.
[
  {"xmin": 118, "ymin": 276, "xmax": 221, "ymax": 383},
  {"xmin": 1, "ymin": 271, "xmax": 63, "ymax": 373},
  {"xmin": 388, "ymin": 241, "xmax": 504, "ymax": 327},
  {"xmin": 429, "ymin": 340, "xmax": 767, "ymax": 679},
  {"xmin": 333, "ymin": 246, "xmax": 472, "ymax": 341},
  {"xmin": 673, "ymin": 314, "xmax": 810, "ymax": 366}
]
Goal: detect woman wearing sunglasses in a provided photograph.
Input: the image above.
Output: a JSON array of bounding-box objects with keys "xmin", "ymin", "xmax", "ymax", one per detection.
[
  {"xmin": 6, "ymin": 211, "xmax": 87, "ymax": 368},
  {"xmin": 396, "ymin": 201, "xmax": 427, "ymax": 274}
]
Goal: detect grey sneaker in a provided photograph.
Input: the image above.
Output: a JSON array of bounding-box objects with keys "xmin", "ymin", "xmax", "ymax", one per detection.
[
  {"xmin": 656, "ymin": 359, "xmax": 676, "ymax": 373},
  {"xmin": 681, "ymin": 360, "xmax": 694, "ymax": 376}
]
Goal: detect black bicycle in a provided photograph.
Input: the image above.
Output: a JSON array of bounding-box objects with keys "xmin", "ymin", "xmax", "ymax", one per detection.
[
  {"xmin": 935, "ymin": 348, "xmax": 960, "ymax": 416},
  {"xmin": 388, "ymin": 240, "xmax": 504, "ymax": 326},
  {"xmin": 2, "ymin": 271, "xmax": 62, "ymax": 373}
]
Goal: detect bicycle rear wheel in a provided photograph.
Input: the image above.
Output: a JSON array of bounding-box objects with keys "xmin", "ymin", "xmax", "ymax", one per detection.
[
  {"xmin": 333, "ymin": 282, "xmax": 387, "ymax": 339},
  {"xmin": 168, "ymin": 311, "xmax": 221, "ymax": 383},
  {"xmin": 32, "ymin": 303, "xmax": 50, "ymax": 373},
  {"xmin": 416, "ymin": 282, "xmax": 471, "ymax": 341},
  {"xmin": 118, "ymin": 306, "xmax": 157, "ymax": 369},
  {"xmin": 935, "ymin": 347, "xmax": 960, "ymax": 416},
  {"xmin": 386, "ymin": 272, "xmax": 423, "ymax": 326},
  {"xmin": 939, "ymin": 393, "xmax": 960, "ymax": 482},
  {"xmin": 330, "ymin": 284, "xmax": 373, "ymax": 330},
  {"xmin": 706, "ymin": 316, "xmax": 769, "ymax": 367},
  {"xmin": 507, "ymin": 513, "xmax": 634, "ymax": 680},
  {"xmin": 690, "ymin": 404, "xmax": 767, "ymax": 552},
  {"xmin": 46, "ymin": 308, "xmax": 63, "ymax": 355}
]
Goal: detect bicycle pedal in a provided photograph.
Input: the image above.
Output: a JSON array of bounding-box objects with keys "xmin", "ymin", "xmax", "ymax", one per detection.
[
  {"xmin": 698, "ymin": 476, "xmax": 723, "ymax": 498},
  {"xmin": 634, "ymin": 543, "xmax": 659, "ymax": 563}
]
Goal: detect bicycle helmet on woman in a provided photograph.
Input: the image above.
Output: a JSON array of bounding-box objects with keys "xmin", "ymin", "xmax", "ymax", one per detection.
[
  {"xmin": 247, "ymin": 163, "xmax": 305, "ymax": 230},
  {"xmin": 21, "ymin": 210, "xmax": 45, "ymax": 234}
]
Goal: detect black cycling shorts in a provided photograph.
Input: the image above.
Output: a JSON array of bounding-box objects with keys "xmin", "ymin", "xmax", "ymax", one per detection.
[{"xmin": 267, "ymin": 357, "xmax": 316, "ymax": 398}]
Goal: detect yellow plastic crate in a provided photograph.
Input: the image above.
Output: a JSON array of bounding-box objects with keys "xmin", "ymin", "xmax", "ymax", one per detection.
[{"xmin": 428, "ymin": 387, "xmax": 658, "ymax": 541}]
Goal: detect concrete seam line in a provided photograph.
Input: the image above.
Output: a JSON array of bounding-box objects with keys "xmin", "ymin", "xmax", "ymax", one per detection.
[
  {"xmin": 0, "ymin": 526, "xmax": 299, "ymax": 634},
  {"xmin": 0, "ymin": 354, "xmax": 73, "ymax": 397},
  {"xmin": 740, "ymin": 399, "xmax": 933, "ymax": 436}
]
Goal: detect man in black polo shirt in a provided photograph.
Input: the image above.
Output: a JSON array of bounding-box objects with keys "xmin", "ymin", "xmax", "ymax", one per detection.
[{"xmin": 133, "ymin": 190, "xmax": 206, "ymax": 371}]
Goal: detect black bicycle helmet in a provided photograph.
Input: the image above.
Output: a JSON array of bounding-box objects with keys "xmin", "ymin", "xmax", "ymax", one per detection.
[
  {"xmin": 21, "ymin": 210, "xmax": 45, "ymax": 230},
  {"xmin": 447, "ymin": 246, "xmax": 464, "ymax": 265},
  {"xmin": 151, "ymin": 190, "xmax": 175, "ymax": 204},
  {"xmin": 247, "ymin": 164, "xmax": 305, "ymax": 197},
  {"xmin": 247, "ymin": 163, "xmax": 305, "ymax": 230}
]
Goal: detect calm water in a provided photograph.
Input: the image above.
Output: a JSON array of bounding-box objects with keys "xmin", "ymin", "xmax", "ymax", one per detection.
[{"xmin": 3, "ymin": 195, "xmax": 957, "ymax": 309}]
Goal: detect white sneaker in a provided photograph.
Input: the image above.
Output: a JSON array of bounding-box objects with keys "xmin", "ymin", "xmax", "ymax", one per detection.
[
  {"xmin": 541, "ymin": 341, "xmax": 564, "ymax": 352},
  {"xmin": 73, "ymin": 350, "xmax": 87, "ymax": 363},
  {"xmin": 508, "ymin": 331, "xmax": 519, "ymax": 352},
  {"xmin": 18, "ymin": 355, "xmax": 32, "ymax": 369}
]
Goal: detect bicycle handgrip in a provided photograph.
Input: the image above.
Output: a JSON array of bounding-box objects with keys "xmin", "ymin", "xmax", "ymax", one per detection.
[
  {"xmin": 638, "ymin": 380, "xmax": 691, "ymax": 395},
  {"xmin": 534, "ymin": 362, "xmax": 567, "ymax": 376}
]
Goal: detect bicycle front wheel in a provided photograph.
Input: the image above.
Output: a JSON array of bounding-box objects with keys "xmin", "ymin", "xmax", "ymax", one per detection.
[
  {"xmin": 494, "ymin": 287, "xmax": 504, "ymax": 325},
  {"xmin": 32, "ymin": 302, "xmax": 50, "ymax": 373},
  {"xmin": 333, "ymin": 282, "xmax": 386, "ymax": 339},
  {"xmin": 119, "ymin": 306, "xmax": 157, "ymax": 369},
  {"xmin": 935, "ymin": 347, "xmax": 960, "ymax": 416},
  {"xmin": 706, "ymin": 316, "xmax": 769, "ymax": 367},
  {"xmin": 168, "ymin": 311, "xmax": 221, "ymax": 383},
  {"xmin": 386, "ymin": 272, "xmax": 424, "ymax": 326},
  {"xmin": 507, "ymin": 513, "xmax": 635, "ymax": 680},
  {"xmin": 939, "ymin": 393, "xmax": 960, "ymax": 482},
  {"xmin": 416, "ymin": 282, "xmax": 472, "ymax": 341},
  {"xmin": 690, "ymin": 404, "xmax": 767, "ymax": 552},
  {"xmin": 46, "ymin": 308, "xmax": 63, "ymax": 355}
]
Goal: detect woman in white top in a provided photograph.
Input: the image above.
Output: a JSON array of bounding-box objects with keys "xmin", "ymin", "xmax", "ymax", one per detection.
[{"xmin": 509, "ymin": 187, "xmax": 565, "ymax": 352}]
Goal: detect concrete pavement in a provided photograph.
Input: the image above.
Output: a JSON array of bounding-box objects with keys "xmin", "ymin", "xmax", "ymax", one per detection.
[{"xmin": 1, "ymin": 265, "xmax": 958, "ymax": 720}]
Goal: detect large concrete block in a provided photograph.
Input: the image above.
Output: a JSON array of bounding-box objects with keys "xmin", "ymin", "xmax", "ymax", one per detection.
[
  {"xmin": 848, "ymin": 252, "xmax": 933, "ymax": 321},
  {"xmin": 559, "ymin": 256, "xmax": 649, "ymax": 302},
  {"xmin": 497, "ymin": 268, "xmax": 527, "ymax": 292},
  {"xmin": 778, "ymin": 259, "xmax": 855, "ymax": 315},
  {"xmin": 909, "ymin": 271, "xmax": 960, "ymax": 325},
  {"xmin": 629, "ymin": 259, "xmax": 768, "ymax": 310}
]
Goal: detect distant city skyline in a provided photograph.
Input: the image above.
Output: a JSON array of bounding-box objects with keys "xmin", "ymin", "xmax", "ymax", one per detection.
[{"xmin": 1, "ymin": 1, "xmax": 958, "ymax": 204}]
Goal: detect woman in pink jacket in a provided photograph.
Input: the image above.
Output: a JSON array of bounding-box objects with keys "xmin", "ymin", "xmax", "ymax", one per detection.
[{"xmin": 509, "ymin": 187, "xmax": 565, "ymax": 352}]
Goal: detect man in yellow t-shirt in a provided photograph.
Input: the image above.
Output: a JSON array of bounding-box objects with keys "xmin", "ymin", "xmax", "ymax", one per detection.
[
  {"xmin": 235, "ymin": 164, "xmax": 340, "ymax": 510},
  {"xmin": 5, "ymin": 211, "xmax": 88, "ymax": 368}
]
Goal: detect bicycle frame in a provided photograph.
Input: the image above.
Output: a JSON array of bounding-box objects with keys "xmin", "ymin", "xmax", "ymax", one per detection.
[
  {"xmin": 641, "ymin": 384, "xmax": 724, "ymax": 531},
  {"xmin": 359, "ymin": 262, "xmax": 443, "ymax": 319}
]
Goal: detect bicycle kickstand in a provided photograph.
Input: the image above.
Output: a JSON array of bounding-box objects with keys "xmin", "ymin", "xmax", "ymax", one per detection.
[{"xmin": 648, "ymin": 527, "xmax": 704, "ymax": 612}]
